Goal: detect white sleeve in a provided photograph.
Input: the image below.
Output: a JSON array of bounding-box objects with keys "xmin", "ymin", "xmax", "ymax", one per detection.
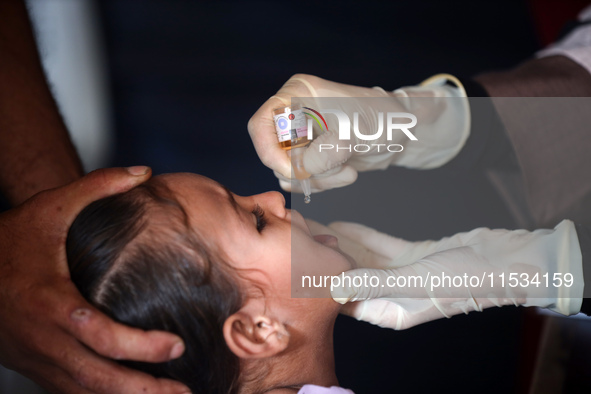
[{"xmin": 536, "ymin": 5, "xmax": 591, "ymax": 75}]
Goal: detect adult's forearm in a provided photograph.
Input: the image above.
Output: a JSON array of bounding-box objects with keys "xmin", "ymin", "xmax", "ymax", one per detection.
[
  {"xmin": 473, "ymin": 55, "xmax": 591, "ymax": 97},
  {"xmin": 472, "ymin": 55, "xmax": 591, "ymax": 229},
  {"xmin": 0, "ymin": 0, "xmax": 83, "ymax": 206}
]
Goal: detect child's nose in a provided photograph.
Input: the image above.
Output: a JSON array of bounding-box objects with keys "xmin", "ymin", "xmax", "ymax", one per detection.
[{"xmin": 258, "ymin": 191, "xmax": 286, "ymax": 216}]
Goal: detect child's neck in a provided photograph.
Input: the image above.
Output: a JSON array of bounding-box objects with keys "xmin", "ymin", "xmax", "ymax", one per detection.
[{"xmin": 267, "ymin": 304, "xmax": 341, "ymax": 389}]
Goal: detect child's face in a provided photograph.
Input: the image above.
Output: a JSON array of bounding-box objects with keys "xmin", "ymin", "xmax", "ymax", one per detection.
[{"xmin": 158, "ymin": 173, "xmax": 353, "ymax": 299}]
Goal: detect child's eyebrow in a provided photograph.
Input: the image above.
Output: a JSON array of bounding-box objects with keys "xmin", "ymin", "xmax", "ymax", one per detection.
[{"xmin": 221, "ymin": 184, "xmax": 240, "ymax": 216}]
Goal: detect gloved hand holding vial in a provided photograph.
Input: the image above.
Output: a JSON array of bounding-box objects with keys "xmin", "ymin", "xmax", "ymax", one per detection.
[{"xmin": 249, "ymin": 73, "xmax": 469, "ymax": 194}]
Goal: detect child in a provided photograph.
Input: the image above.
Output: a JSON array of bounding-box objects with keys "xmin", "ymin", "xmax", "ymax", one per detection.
[{"xmin": 67, "ymin": 173, "xmax": 355, "ymax": 394}]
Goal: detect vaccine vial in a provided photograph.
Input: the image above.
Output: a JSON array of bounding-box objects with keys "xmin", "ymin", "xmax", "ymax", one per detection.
[
  {"xmin": 273, "ymin": 105, "xmax": 312, "ymax": 203},
  {"xmin": 273, "ymin": 105, "xmax": 309, "ymax": 149}
]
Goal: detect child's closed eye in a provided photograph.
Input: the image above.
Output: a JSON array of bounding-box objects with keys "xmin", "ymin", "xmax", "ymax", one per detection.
[{"xmin": 252, "ymin": 204, "xmax": 267, "ymax": 232}]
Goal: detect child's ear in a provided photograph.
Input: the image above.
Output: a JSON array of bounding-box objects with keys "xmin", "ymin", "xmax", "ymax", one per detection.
[{"xmin": 223, "ymin": 309, "xmax": 289, "ymax": 359}]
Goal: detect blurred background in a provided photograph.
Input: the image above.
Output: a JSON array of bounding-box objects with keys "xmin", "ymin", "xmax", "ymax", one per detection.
[{"xmin": 3, "ymin": 0, "xmax": 591, "ymax": 393}]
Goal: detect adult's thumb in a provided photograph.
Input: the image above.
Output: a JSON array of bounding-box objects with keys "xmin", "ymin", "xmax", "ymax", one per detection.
[{"xmin": 39, "ymin": 166, "xmax": 152, "ymax": 225}]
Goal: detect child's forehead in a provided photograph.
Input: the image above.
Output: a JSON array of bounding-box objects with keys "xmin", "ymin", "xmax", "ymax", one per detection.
[
  {"xmin": 154, "ymin": 173, "xmax": 224, "ymax": 196},
  {"xmin": 153, "ymin": 173, "xmax": 237, "ymax": 230}
]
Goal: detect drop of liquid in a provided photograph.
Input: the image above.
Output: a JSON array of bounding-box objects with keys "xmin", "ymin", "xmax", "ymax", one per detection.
[{"xmin": 304, "ymin": 195, "xmax": 311, "ymax": 204}]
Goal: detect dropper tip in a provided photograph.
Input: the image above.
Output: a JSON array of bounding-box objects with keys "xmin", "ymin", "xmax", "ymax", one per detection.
[{"xmin": 299, "ymin": 178, "xmax": 312, "ymax": 204}]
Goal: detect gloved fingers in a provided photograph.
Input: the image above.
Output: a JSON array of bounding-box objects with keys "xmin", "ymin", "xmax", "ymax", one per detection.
[
  {"xmin": 248, "ymin": 103, "xmax": 292, "ymax": 179},
  {"xmin": 340, "ymin": 300, "xmax": 366, "ymax": 319},
  {"xmin": 303, "ymin": 129, "xmax": 354, "ymax": 175},
  {"xmin": 332, "ymin": 231, "xmax": 392, "ymax": 270},
  {"xmin": 305, "ymin": 218, "xmax": 339, "ymax": 237},
  {"xmin": 305, "ymin": 218, "xmax": 388, "ymax": 269},
  {"xmin": 275, "ymin": 165, "xmax": 358, "ymax": 193},
  {"xmin": 278, "ymin": 177, "xmax": 293, "ymax": 192},
  {"xmin": 339, "ymin": 299, "xmax": 406, "ymax": 329},
  {"xmin": 340, "ymin": 298, "xmax": 455, "ymax": 330},
  {"xmin": 248, "ymin": 75, "xmax": 320, "ymax": 179},
  {"xmin": 328, "ymin": 221, "xmax": 414, "ymax": 263},
  {"xmin": 367, "ymin": 298, "xmax": 450, "ymax": 330},
  {"xmin": 330, "ymin": 267, "xmax": 428, "ymax": 303}
]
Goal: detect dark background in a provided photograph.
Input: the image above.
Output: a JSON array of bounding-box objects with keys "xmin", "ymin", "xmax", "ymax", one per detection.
[{"xmin": 95, "ymin": 1, "xmax": 538, "ymax": 392}]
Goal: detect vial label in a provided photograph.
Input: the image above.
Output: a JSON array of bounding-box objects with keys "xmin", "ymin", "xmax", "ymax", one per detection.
[{"xmin": 273, "ymin": 108, "xmax": 307, "ymax": 142}]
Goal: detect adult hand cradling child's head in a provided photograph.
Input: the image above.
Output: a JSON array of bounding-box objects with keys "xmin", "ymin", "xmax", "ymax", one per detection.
[{"xmin": 66, "ymin": 173, "xmax": 354, "ymax": 393}]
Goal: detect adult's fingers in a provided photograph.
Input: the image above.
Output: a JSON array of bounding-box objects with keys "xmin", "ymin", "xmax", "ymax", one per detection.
[
  {"xmin": 68, "ymin": 355, "xmax": 190, "ymax": 394},
  {"xmin": 24, "ymin": 167, "xmax": 152, "ymax": 242},
  {"xmin": 275, "ymin": 165, "xmax": 357, "ymax": 193},
  {"xmin": 330, "ymin": 222, "xmax": 443, "ymax": 268},
  {"xmin": 304, "ymin": 129, "xmax": 353, "ymax": 175},
  {"xmin": 331, "ymin": 265, "xmax": 430, "ymax": 303},
  {"xmin": 64, "ymin": 303, "xmax": 184, "ymax": 363},
  {"xmin": 305, "ymin": 219, "xmax": 391, "ymax": 269},
  {"xmin": 46, "ymin": 166, "xmax": 152, "ymax": 223},
  {"xmin": 248, "ymin": 104, "xmax": 292, "ymax": 179},
  {"xmin": 248, "ymin": 83, "xmax": 306, "ymax": 178},
  {"xmin": 339, "ymin": 299, "xmax": 401, "ymax": 328},
  {"xmin": 54, "ymin": 338, "xmax": 190, "ymax": 394},
  {"xmin": 339, "ymin": 298, "xmax": 437, "ymax": 330},
  {"xmin": 248, "ymin": 74, "xmax": 323, "ymax": 179},
  {"xmin": 14, "ymin": 291, "xmax": 188, "ymax": 393},
  {"xmin": 305, "ymin": 218, "xmax": 338, "ymax": 237},
  {"xmin": 329, "ymin": 221, "xmax": 413, "ymax": 262},
  {"xmin": 26, "ymin": 361, "xmax": 95, "ymax": 394},
  {"xmin": 328, "ymin": 221, "xmax": 402, "ymax": 268},
  {"xmin": 330, "ymin": 268, "xmax": 400, "ymax": 302}
]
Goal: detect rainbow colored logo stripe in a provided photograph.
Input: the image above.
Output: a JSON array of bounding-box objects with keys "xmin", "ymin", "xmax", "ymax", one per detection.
[{"xmin": 303, "ymin": 107, "xmax": 328, "ymax": 132}]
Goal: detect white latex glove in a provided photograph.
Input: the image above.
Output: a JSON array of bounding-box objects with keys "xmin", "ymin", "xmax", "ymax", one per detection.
[
  {"xmin": 248, "ymin": 74, "xmax": 470, "ymax": 193},
  {"xmin": 327, "ymin": 220, "xmax": 584, "ymax": 330}
]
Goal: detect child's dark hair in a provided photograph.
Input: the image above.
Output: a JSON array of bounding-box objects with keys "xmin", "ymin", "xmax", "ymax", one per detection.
[{"xmin": 66, "ymin": 178, "xmax": 244, "ymax": 393}]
